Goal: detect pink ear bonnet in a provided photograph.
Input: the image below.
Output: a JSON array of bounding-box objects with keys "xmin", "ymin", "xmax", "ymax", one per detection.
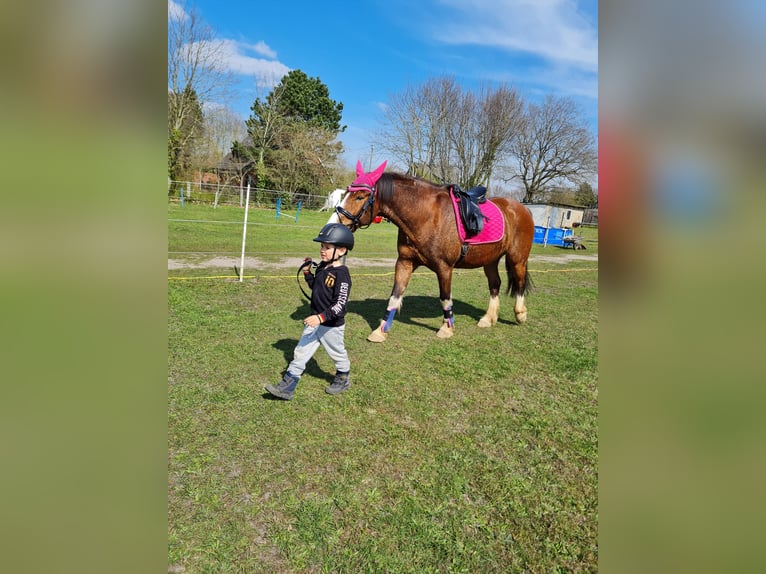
[{"xmin": 348, "ymin": 160, "xmax": 387, "ymax": 191}]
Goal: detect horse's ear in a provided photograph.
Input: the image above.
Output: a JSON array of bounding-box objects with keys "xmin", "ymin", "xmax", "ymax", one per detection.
[
  {"xmin": 371, "ymin": 161, "xmax": 387, "ymax": 179},
  {"xmin": 356, "ymin": 160, "xmax": 364, "ymax": 177}
]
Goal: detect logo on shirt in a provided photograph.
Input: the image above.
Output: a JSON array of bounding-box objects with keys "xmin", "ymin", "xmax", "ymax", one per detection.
[{"xmin": 324, "ymin": 273, "xmax": 336, "ymax": 288}]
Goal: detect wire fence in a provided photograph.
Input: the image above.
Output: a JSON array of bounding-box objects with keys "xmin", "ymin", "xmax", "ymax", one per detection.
[{"xmin": 167, "ymin": 180, "xmax": 333, "ymax": 210}]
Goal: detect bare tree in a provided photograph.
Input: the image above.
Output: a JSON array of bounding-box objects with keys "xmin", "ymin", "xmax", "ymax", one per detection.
[
  {"xmin": 168, "ymin": 6, "xmax": 235, "ymax": 179},
  {"xmin": 378, "ymin": 77, "xmax": 523, "ymax": 188},
  {"xmin": 241, "ymin": 81, "xmax": 288, "ymax": 189},
  {"xmin": 378, "ymin": 83, "xmax": 429, "ymax": 177},
  {"xmin": 506, "ymin": 95, "xmax": 597, "ymax": 203},
  {"xmin": 379, "ymin": 77, "xmax": 460, "ymax": 181},
  {"xmin": 450, "ymin": 83, "xmax": 524, "ymax": 187},
  {"xmin": 420, "ymin": 77, "xmax": 459, "ymax": 182},
  {"xmin": 190, "ymin": 105, "xmax": 246, "ymax": 174}
]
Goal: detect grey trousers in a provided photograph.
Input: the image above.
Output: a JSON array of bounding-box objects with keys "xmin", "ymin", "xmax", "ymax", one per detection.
[{"xmin": 287, "ymin": 324, "xmax": 350, "ymax": 377}]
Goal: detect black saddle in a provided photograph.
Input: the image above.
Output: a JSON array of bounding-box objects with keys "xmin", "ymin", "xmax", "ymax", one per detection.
[{"xmin": 451, "ymin": 184, "xmax": 487, "ymax": 237}]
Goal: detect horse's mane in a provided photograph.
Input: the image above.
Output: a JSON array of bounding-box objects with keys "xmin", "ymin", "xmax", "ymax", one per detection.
[{"xmin": 378, "ymin": 172, "xmax": 450, "ymax": 201}]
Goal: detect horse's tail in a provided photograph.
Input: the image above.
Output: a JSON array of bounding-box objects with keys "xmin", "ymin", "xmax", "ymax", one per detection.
[{"xmin": 505, "ymin": 258, "xmax": 533, "ymax": 297}]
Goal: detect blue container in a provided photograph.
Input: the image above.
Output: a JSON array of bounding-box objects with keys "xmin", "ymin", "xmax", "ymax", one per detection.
[
  {"xmin": 547, "ymin": 228, "xmax": 565, "ymax": 245},
  {"xmin": 533, "ymin": 226, "xmax": 573, "ymax": 246}
]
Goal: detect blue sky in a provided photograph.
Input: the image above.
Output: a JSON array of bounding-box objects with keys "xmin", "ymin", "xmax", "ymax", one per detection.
[{"xmin": 169, "ymin": 0, "xmax": 597, "ymax": 170}]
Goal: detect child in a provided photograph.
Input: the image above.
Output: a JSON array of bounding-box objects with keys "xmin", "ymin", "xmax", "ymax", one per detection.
[{"xmin": 265, "ymin": 223, "xmax": 354, "ymax": 400}]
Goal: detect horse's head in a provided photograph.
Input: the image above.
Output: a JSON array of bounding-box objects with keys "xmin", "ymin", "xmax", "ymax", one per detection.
[{"xmin": 333, "ymin": 160, "xmax": 387, "ymax": 230}]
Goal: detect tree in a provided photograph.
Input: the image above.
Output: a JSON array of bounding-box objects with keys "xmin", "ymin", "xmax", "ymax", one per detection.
[
  {"xmin": 378, "ymin": 76, "xmax": 523, "ymax": 187},
  {"xmin": 506, "ymin": 95, "xmax": 597, "ymax": 203},
  {"xmin": 234, "ymin": 70, "xmax": 344, "ymax": 193},
  {"xmin": 239, "ymin": 82, "xmax": 288, "ymax": 189},
  {"xmin": 275, "ymin": 70, "xmax": 345, "ymax": 133},
  {"xmin": 575, "ymin": 181, "xmax": 598, "ymax": 207},
  {"xmin": 268, "ymin": 125, "xmax": 343, "ymax": 196},
  {"xmin": 168, "ymin": 6, "xmax": 235, "ymax": 179},
  {"xmin": 188, "ymin": 104, "xmax": 245, "ymax": 176},
  {"xmin": 168, "ymin": 87, "xmax": 203, "ymax": 180},
  {"xmin": 451, "ymin": 83, "xmax": 524, "ymax": 187}
]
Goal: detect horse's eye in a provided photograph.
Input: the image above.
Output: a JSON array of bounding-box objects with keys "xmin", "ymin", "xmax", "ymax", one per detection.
[{"xmin": 355, "ymin": 195, "xmax": 365, "ymax": 201}]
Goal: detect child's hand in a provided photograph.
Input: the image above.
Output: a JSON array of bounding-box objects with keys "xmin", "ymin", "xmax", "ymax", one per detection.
[
  {"xmin": 303, "ymin": 314, "xmax": 321, "ymax": 328},
  {"xmin": 302, "ymin": 257, "xmax": 313, "ymax": 274}
]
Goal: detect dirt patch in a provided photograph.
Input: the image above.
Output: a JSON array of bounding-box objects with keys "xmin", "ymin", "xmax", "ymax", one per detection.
[
  {"xmin": 529, "ymin": 253, "xmax": 598, "ymax": 264},
  {"xmin": 168, "ymin": 253, "xmax": 597, "ymax": 270},
  {"xmin": 168, "ymin": 256, "xmax": 308, "ymax": 271}
]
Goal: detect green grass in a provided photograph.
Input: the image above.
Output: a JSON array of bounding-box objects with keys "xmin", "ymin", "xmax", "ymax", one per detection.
[
  {"xmin": 168, "ymin": 202, "xmax": 598, "ymax": 269},
  {"xmin": 168, "ymin": 202, "xmax": 598, "ymax": 572},
  {"xmin": 168, "ymin": 203, "xmax": 401, "ymax": 263}
]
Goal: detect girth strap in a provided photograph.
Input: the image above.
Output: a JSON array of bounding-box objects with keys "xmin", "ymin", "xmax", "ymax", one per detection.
[{"xmin": 455, "ymin": 243, "xmax": 469, "ymax": 266}]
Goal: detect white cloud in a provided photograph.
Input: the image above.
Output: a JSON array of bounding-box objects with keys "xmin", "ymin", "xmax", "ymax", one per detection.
[
  {"xmin": 221, "ymin": 39, "xmax": 289, "ymax": 86},
  {"xmin": 168, "ymin": 0, "xmax": 187, "ymax": 22},
  {"xmin": 249, "ymin": 41, "xmax": 277, "ymax": 59},
  {"xmin": 434, "ymin": 0, "xmax": 597, "ymax": 74},
  {"xmin": 194, "ymin": 38, "xmax": 290, "ymax": 87},
  {"xmin": 490, "ymin": 61, "xmax": 597, "ymax": 101}
]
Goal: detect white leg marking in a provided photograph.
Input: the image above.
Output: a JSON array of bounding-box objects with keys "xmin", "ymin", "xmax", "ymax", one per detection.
[
  {"xmin": 514, "ymin": 294, "xmax": 528, "ymax": 324},
  {"xmin": 478, "ymin": 295, "xmax": 500, "ymax": 328},
  {"xmin": 387, "ymin": 295, "xmax": 403, "ymax": 311}
]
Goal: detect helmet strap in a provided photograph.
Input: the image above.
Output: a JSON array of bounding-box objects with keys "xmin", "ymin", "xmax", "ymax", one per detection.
[{"xmin": 326, "ymin": 246, "xmax": 347, "ymax": 265}]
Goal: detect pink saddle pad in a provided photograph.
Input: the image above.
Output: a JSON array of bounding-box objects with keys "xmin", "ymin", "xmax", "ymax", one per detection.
[{"xmin": 450, "ymin": 193, "xmax": 505, "ymax": 244}]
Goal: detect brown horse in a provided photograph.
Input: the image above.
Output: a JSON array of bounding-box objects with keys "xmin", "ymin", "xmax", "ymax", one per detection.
[{"xmin": 331, "ymin": 161, "xmax": 535, "ymax": 342}]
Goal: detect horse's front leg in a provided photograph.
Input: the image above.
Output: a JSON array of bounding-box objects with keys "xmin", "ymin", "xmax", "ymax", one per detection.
[
  {"xmin": 367, "ymin": 257, "xmax": 416, "ymax": 343},
  {"xmin": 435, "ymin": 267, "xmax": 455, "ymax": 339}
]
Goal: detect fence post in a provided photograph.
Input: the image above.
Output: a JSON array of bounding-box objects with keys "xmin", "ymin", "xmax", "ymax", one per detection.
[
  {"xmin": 276, "ymin": 197, "xmax": 281, "ymax": 221},
  {"xmin": 180, "ymin": 186, "xmax": 184, "ymax": 207},
  {"xmin": 239, "ymin": 183, "xmax": 251, "ymax": 282},
  {"xmin": 295, "ymin": 200, "xmax": 302, "ymax": 222}
]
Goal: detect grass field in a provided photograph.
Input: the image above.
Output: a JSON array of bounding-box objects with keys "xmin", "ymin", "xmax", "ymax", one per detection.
[{"xmin": 168, "ymin": 202, "xmax": 598, "ymax": 572}]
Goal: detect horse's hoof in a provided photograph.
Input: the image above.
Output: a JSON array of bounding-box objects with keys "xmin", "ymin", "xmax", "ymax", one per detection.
[
  {"xmin": 436, "ymin": 324, "xmax": 455, "ymax": 338},
  {"xmin": 367, "ymin": 322, "xmax": 387, "ymax": 343},
  {"xmin": 515, "ymin": 311, "xmax": 528, "ymax": 324},
  {"xmin": 477, "ymin": 316, "xmax": 493, "ymax": 328}
]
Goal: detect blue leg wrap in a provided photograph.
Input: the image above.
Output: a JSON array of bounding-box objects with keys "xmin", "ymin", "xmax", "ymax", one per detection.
[
  {"xmin": 443, "ymin": 307, "xmax": 454, "ymax": 328},
  {"xmin": 382, "ymin": 308, "xmax": 397, "ymax": 332}
]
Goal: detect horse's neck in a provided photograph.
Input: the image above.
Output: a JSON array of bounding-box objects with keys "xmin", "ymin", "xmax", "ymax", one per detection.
[{"xmin": 379, "ymin": 180, "xmax": 440, "ymax": 237}]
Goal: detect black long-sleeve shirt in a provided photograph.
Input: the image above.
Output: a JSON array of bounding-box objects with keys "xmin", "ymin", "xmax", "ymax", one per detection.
[{"xmin": 304, "ymin": 263, "xmax": 352, "ymax": 327}]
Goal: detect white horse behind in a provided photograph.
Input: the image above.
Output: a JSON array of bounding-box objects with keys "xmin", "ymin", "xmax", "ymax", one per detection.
[{"xmin": 319, "ymin": 188, "xmax": 345, "ymax": 212}]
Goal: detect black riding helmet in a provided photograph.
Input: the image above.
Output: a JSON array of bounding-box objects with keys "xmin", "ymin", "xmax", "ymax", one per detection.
[{"xmin": 313, "ymin": 223, "xmax": 354, "ymax": 250}]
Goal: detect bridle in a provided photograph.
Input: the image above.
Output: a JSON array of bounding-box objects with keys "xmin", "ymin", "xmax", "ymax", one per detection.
[{"xmin": 334, "ymin": 184, "xmax": 376, "ymax": 231}]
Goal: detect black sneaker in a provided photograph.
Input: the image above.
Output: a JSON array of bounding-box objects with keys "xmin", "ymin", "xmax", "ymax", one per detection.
[{"xmin": 325, "ymin": 372, "xmax": 350, "ymax": 395}]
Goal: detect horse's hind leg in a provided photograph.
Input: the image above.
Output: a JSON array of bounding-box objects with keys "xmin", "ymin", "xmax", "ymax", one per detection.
[
  {"xmin": 478, "ymin": 263, "xmax": 501, "ymax": 328},
  {"xmin": 367, "ymin": 257, "xmax": 416, "ymax": 343}
]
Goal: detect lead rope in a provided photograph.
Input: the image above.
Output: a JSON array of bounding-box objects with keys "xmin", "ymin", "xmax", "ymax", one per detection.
[{"xmin": 296, "ymin": 259, "xmax": 317, "ymax": 301}]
